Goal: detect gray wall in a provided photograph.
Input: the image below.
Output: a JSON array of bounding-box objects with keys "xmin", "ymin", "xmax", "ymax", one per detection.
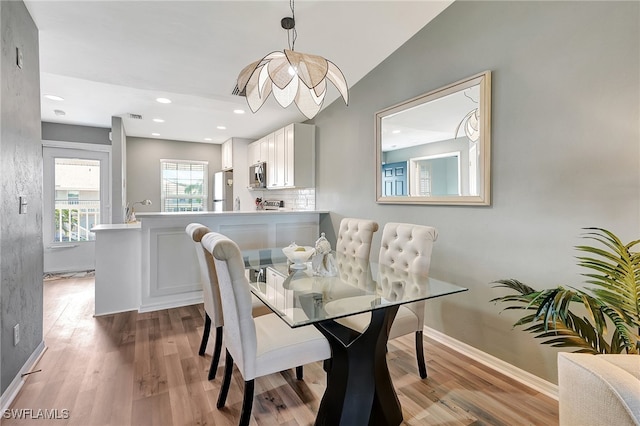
[
  {"xmin": 41, "ymin": 122, "xmax": 111, "ymax": 145},
  {"xmin": 126, "ymin": 137, "xmax": 220, "ymax": 212},
  {"xmin": 112, "ymin": 117, "xmax": 127, "ymax": 223},
  {"xmin": 313, "ymin": 1, "xmax": 639, "ymax": 383},
  {"xmin": 0, "ymin": 1, "xmax": 43, "ymax": 393}
]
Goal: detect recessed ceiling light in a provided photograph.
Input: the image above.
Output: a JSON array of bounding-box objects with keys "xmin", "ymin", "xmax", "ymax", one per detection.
[
  {"xmin": 44, "ymin": 94, "xmax": 64, "ymax": 101},
  {"xmin": 216, "ymin": 125, "xmax": 227, "ymax": 130},
  {"xmin": 233, "ymin": 109, "xmax": 245, "ymax": 114},
  {"xmin": 156, "ymin": 97, "xmax": 172, "ymax": 104},
  {"xmin": 151, "ymin": 133, "xmax": 161, "ymax": 136},
  {"xmin": 54, "ymin": 109, "xmax": 66, "ymax": 116},
  {"xmin": 153, "ymin": 118, "xmax": 165, "ymax": 123},
  {"xmin": 392, "ymin": 130, "xmax": 401, "ymax": 134},
  {"xmin": 204, "ymin": 138, "xmax": 213, "ymax": 141}
]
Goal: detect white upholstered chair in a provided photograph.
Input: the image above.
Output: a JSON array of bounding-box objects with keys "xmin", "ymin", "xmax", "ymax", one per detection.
[
  {"xmin": 336, "ymin": 222, "xmax": 438, "ymax": 378},
  {"xmin": 186, "ymin": 223, "xmax": 270, "ymax": 380},
  {"xmin": 335, "ymin": 217, "xmax": 379, "ymax": 260},
  {"xmin": 334, "ymin": 218, "xmax": 379, "ymax": 288},
  {"xmin": 202, "ymin": 231, "xmax": 331, "ymax": 426}
]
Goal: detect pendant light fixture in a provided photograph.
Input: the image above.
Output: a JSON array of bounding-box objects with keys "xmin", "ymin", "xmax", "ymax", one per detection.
[
  {"xmin": 454, "ymin": 108, "xmax": 480, "ymax": 142},
  {"xmin": 236, "ymin": 0, "xmax": 349, "ymax": 119},
  {"xmin": 454, "ymin": 91, "xmax": 480, "ymax": 142}
]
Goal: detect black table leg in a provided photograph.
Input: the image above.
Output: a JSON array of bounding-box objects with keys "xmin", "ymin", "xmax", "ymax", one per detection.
[{"xmin": 313, "ymin": 306, "xmax": 402, "ymax": 426}]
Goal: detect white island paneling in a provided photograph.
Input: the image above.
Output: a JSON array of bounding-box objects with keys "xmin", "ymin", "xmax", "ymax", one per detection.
[
  {"xmin": 93, "ymin": 211, "xmax": 327, "ymax": 315},
  {"xmin": 92, "ymin": 223, "xmax": 142, "ymax": 315}
]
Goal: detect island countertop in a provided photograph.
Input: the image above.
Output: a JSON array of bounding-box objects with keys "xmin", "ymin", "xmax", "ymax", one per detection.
[
  {"xmin": 92, "ymin": 222, "xmax": 142, "ymax": 231},
  {"xmin": 135, "ymin": 210, "xmax": 328, "ymax": 219}
]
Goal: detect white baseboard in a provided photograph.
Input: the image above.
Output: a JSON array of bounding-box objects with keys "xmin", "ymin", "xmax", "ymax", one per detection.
[
  {"xmin": 423, "ymin": 326, "xmax": 558, "ymax": 400},
  {"xmin": 138, "ymin": 296, "xmax": 203, "ymax": 313},
  {"xmin": 0, "ymin": 341, "xmax": 48, "ymax": 412},
  {"xmin": 93, "ymin": 307, "xmax": 138, "ymax": 317}
]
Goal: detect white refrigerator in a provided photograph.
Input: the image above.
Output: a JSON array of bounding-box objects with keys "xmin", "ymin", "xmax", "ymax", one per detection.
[{"xmin": 213, "ymin": 170, "xmax": 233, "ymax": 211}]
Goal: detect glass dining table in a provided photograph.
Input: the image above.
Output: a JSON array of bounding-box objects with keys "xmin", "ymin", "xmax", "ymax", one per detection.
[{"xmin": 242, "ymin": 249, "xmax": 468, "ymax": 426}]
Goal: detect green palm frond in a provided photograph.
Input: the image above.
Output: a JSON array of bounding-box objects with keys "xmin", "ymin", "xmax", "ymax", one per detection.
[
  {"xmin": 491, "ymin": 228, "xmax": 640, "ymax": 354},
  {"xmin": 600, "ymin": 305, "xmax": 639, "ymax": 354},
  {"xmin": 523, "ymin": 314, "xmax": 608, "ymax": 354},
  {"xmin": 578, "ymin": 228, "xmax": 640, "ymax": 329},
  {"xmin": 491, "ymin": 279, "xmax": 538, "ymax": 297}
]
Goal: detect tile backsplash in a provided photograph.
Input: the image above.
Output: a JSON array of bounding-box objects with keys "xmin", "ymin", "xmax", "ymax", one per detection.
[{"xmin": 259, "ymin": 188, "xmax": 316, "ymax": 210}]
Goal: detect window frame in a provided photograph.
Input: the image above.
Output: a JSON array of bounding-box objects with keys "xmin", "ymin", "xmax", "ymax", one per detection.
[{"xmin": 160, "ymin": 159, "xmax": 209, "ymax": 212}]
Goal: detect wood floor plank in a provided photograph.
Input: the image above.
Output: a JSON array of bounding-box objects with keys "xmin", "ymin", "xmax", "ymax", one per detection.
[
  {"xmin": 131, "ymin": 392, "xmax": 173, "ymax": 426},
  {"xmin": 5, "ymin": 276, "xmax": 559, "ymax": 425}
]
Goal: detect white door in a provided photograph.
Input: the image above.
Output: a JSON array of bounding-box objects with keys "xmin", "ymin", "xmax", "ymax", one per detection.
[{"xmin": 43, "ymin": 145, "xmax": 111, "ymax": 273}]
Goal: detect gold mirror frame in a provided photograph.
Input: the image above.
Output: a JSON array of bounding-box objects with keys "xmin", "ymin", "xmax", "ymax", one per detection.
[{"xmin": 375, "ymin": 71, "xmax": 491, "ymax": 206}]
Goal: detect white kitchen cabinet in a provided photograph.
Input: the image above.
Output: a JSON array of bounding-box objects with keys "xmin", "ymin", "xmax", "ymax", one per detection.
[
  {"xmin": 218, "ymin": 137, "xmax": 253, "ymax": 211},
  {"xmin": 265, "ymin": 132, "xmax": 276, "ymax": 188},
  {"xmin": 267, "ymin": 123, "xmax": 315, "ymax": 189},
  {"xmin": 248, "ymin": 137, "xmax": 268, "ymax": 166},
  {"xmin": 266, "ymin": 266, "xmax": 292, "ymax": 309},
  {"xmin": 283, "ymin": 123, "xmax": 296, "ymax": 187},
  {"xmin": 221, "ymin": 139, "xmax": 233, "ymax": 170},
  {"xmin": 265, "ymin": 266, "xmax": 280, "ymax": 304},
  {"xmin": 247, "ymin": 140, "xmax": 258, "ymax": 165},
  {"xmin": 272, "ymin": 127, "xmax": 286, "ymax": 187}
]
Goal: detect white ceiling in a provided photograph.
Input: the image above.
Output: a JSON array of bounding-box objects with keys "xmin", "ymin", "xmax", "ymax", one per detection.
[
  {"xmin": 381, "ymin": 84, "xmax": 480, "ymax": 151},
  {"xmin": 24, "ymin": 0, "xmax": 453, "ymax": 144}
]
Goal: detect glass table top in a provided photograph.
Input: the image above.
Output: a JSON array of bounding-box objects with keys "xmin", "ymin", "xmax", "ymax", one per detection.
[{"xmin": 243, "ymin": 248, "xmax": 468, "ymax": 328}]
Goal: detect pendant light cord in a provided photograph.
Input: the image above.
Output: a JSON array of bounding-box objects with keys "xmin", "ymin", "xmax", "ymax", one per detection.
[{"xmin": 287, "ymin": 0, "xmax": 297, "ymax": 51}]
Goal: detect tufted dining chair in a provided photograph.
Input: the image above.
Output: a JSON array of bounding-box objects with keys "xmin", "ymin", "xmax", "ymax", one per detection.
[
  {"xmin": 186, "ymin": 223, "xmax": 270, "ymax": 380},
  {"xmin": 336, "ymin": 222, "xmax": 438, "ymax": 378},
  {"xmin": 334, "ymin": 218, "xmax": 379, "ymax": 288},
  {"xmin": 202, "ymin": 231, "xmax": 331, "ymax": 426},
  {"xmin": 335, "ymin": 217, "xmax": 379, "ymax": 260}
]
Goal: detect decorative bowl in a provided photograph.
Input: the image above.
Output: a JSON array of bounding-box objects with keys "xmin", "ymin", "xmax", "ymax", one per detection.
[{"xmin": 282, "ymin": 245, "xmax": 315, "ymax": 269}]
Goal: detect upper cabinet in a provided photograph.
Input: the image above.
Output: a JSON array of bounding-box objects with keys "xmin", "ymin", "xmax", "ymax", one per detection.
[
  {"xmin": 270, "ymin": 123, "xmax": 315, "ymax": 189},
  {"xmin": 247, "ymin": 137, "xmax": 268, "ymax": 166},
  {"xmin": 249, "ymin": 123, "xmax": 315, "ymax": 189},
  {"xmin": 221, "ymin": 139, "xmax": 233, "ymax": 170}
]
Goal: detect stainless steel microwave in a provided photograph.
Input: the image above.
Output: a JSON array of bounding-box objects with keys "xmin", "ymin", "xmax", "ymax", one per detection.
[{"xmin": 249, "ymin": 162, "xmax": 267, "ymax": 188}]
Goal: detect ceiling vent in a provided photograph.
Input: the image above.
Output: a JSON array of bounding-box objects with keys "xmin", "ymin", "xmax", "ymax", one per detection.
[
  {"xmin": 128, "ymin": 113, "xmax": 143, "ymax": 120},
  {"xmin": 232, "ymin": 84, "xmax": 246, "ymax": 97}
]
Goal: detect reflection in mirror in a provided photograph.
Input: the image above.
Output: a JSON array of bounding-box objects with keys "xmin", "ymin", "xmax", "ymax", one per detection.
[
  {"xmin": 410, "ymin": 152, "xmax": 461, "ymax": 197},
  {"xmin": 376, "ymin": 71, "xmax": 491, "ymax": 205}
]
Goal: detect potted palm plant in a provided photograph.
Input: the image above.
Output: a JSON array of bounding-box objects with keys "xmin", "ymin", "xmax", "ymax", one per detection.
[{"xmin": 492, "ymin": 227, "xmax": 640, "ymax": 354}]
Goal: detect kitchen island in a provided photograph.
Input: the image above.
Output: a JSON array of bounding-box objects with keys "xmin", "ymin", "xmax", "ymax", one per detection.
[{"xmin": 93, "ymin": 210, "xmax": 327, "ymax": 315}]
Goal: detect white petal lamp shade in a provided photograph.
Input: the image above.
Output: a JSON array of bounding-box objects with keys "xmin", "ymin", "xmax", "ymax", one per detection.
[
  {"xmin": 237, "ymin": 49, "xmax": 349, "ymax": 119},
  {"xmin": 465, "ymin": 109, "xmax": 480, "ymax": 142},
  {"xmin": 455, "ymin": 108, "xmax": 480, "ymax": 142}
]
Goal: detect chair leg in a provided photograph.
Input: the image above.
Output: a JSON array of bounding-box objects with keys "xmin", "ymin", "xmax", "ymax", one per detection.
[
  {"xmin": 199, "ymin": 313, "xmax": 212, "ymax": 356},
  {"xmin": 295, "ymin": 366, "xmax": 303, "ymax": 380},
  {"xmin": 217, "ymin": 350, "xmax": 234, "ymax": 409},
  {"xmin": 208, "ymin": 326, "xmax": 223, "ymax": 380},
  {"xmin": 415, "ymin": 330, "xmax": 427, "ymax": 379},
  {"xmin": 239, "ymin": 379, "xmax": 255, "ymax": 426}
]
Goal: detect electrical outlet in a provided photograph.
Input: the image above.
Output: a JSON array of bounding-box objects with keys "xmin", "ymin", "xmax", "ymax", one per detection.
[{"xmin": 14, "ymin": 324, "xmax": 20, "ymax": 345}]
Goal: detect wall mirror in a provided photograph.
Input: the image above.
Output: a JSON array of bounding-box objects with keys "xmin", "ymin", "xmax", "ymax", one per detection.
[{"xmin": 375, "ymin": 71, "xmax": 491, "ymax": 205}]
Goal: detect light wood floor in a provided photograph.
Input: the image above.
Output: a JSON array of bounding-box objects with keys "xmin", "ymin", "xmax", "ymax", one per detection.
[{"xmin": 6, "ymin": 276, "xmax": 558, "ymax": 425}]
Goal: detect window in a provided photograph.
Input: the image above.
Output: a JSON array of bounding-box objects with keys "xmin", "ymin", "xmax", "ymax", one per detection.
[
  {"xmin": 160, "ymin": 159, "xmax": 208, "ymax": 212},
  {"xmin": 417, "ymin": 163, "xmax": 432, "ymax": 197},
  {"xmin": 53, "ymin": 158, "xmax": 101, "ymax": 242}
]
